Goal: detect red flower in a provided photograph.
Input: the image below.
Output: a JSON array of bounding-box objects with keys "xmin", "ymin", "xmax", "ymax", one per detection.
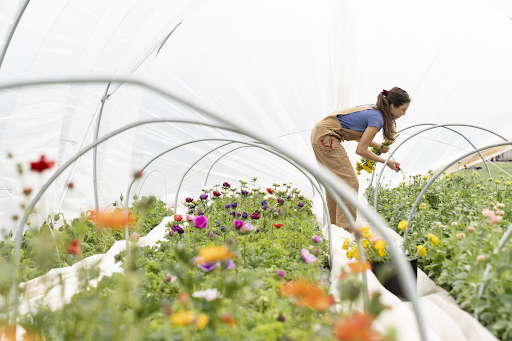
[
  {"xmin": 266, "ymin": 188, "xmax": 274, "ymax": 194},
  {"xmin": 67, "ymin": 239, "xmax": 81, "ymax": 255},
  {"xmin": 30, "ymin": 155, "xmax": 55, "ymax": 173},
  {"xmin": 174, "ymin": 215, "xmax": 183, "ymax": 222},
  {"xmin": 273, "ymin": 223, "xmax": 284, "ymax": 229},
  {"xmin": 67, "ymin": 182, "xmax": 74, "ymax": 189},
  {"xmin": 250, "ymin": 212, "xmax": 260, "ymax": 220},
  {"xmin": 213, "ymin": 191, "xmax": 221, "ymax": 197},
  {"xmin": 23, "ymin": 188, "xmax": 32, "ymax": 196},
  {"xmin": 334, "ymin": 312, "xmax": 381, "ymax": 341},
  {"xmin": 220, "ymin": 314, "xmax": 237, "ymax": 327}
]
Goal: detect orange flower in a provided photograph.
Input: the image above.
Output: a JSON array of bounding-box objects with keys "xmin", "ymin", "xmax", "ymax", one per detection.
[
  {"xmin": 91, "ymin": 209, "xmax": 135, "ymax": 230},
  {"xmin": 194, "ymin": 245, "xmax": 233, "ymax": 264},
  {"xmin": 281, "ymin": 279, "xmax": 335, "ymax": 311},
  {"xmin": 220, "ymin": 314, "xmax": 237, "ymax": 326},
  {"xmin": 339, "ymin": 261, "xmax": 372, "ymax": 281},
  {"xmin": 334, "ymin": 312, "xmax": 382, "ymax": 341}
]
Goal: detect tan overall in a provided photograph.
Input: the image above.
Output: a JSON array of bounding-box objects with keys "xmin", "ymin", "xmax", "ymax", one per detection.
[{"xmin": 310, "ymin": 105, "xmax": 373, "ymax": 231}]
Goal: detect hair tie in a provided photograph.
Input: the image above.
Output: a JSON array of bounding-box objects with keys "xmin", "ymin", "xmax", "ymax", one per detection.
[{"xmin": 382, "ymin": 89, "xmax": 389, "ymax": 96}]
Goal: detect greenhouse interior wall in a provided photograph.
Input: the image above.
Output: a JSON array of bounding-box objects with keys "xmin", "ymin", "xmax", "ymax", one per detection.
[{"xmin": 1, "ymin": 0, "xmax": 512, "ymax": 340}]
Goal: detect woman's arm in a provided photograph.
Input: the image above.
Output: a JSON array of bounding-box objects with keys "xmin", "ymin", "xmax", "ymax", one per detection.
[{"xmin": 356, "ymin": 126, "xmax": 400, "ymax": 171}]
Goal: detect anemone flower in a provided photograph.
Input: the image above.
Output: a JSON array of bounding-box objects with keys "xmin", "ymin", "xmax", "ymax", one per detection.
[
  {"xmin": 185, "ymin": 197, "xmax": 193, "ymax": 203},
  {"xmin": 192, "ymin": 288, "xmax": 222, "ymax": 301},
  {"xmin": 273, "ymin": 223, "xmax": 284, "ymax": 229},
  {"xmin": 261, "ymin": 201, "xmax": 267, "ymax": 206},
  {"xmin": 223, "ymin": 182, "xmax": 231, "ymax": 188},
  {"xmin": 241, "ymin": 190, "xmax": 248, "ymax": 195},
  {"xmin": 231, "ymin": 202, "xmax": 238, "ymax": 208},
  {"xmin": 301, "ymin": 249, "xmax": 317, "ymax": 263},
  {"xmin": 276, "ymin": 269, "xmax": 286, "ymax": 278},
  {"xmin": 225, "ymin": 258, "xmax": 235, "ymax": 270},
  {"xmin": 241, "ymin": 212, "xmax": 248, "ymax": 219},
  {"xmin": 30, "ymin": 155, "xmax": 55, "ymax": 173},
  {"xmin": 242, "ymin": 223, "xmax": 254, "ymax": 232},
  {"xmin": 277, "ymin": 198, "xmax": 284, "ymax": 204},
  {"xmin": 194, "ymin": 215, "xmax": 208, "ymax": 229},
  {"xmin": 250, "ymin": 212, "xmax": 260, "ymax": 220},
  {"xmin": 224, "ymin": 204, "xmax": 231, "ymax": 209},
  {"xmin": 312, "ymin": 235, "xmax": 323, "ymax": 243},
  {"xmin": 297, "ymin": 202, "xmax": 304, "ymax": 208},
  {"xmin": 213, "ymin": 191, "xmax": 221, "ymax": 197},
  {"xmin": 199, "ymin": 194, "xmax": 208, "ymax": 200},
  {"xmin": 233, "ymin": 219, "xmax": 244, "ymax": 230},
  {"xmin": 198, "ymin": 261, "xmax": 221, "ymax": 272},
  {"xmin": 262, "ymin": 204, "xmax": 268, "ymax": 210}
]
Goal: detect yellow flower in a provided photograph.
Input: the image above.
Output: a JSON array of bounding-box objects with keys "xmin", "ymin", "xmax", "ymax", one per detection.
[
  {"xmin": 422, "ymin": 195, "xmax": 426, "ymax": 199},
  {"xmin": 346, "ymin": 250, "xmax": 353, "ymax": 259},
  {"xmin": 417, "ymin": 186, "xmax": 421, "ymax": 190},
  {"xmin": 445, "ymin": 174, "xmax": 450, "ymax": 178},
  {"xmin": 358, "ymin": 226, "xmax": 370, "ymax": 231},
  {"xmin": 362, "ymin": 230, "xmax": 371, "ymax": 238},
  {"xmin": 194, "ymin": 245, "xmax": 233, "ymax": 264},
  {"xmin": 196, "ymin": 314, "xmax": 209, "ymax": 330},
  {"xmin": 495, "ymin": 180, "xmax": 501, "ymax": 184},
  {"xmin": 428, "ymin": 233, "xmax": 439, "ymax": 246},
  {"xmin": 171, "ymin": 310, "xmax": 195, "ymax": 325},
  {"xmin": 397, "ymin": 220, "xmax": 408, "ymax": 230},
  {"xmin": 374, "ymin": 240, "xmax": 386, "ymax": 251},
  {"xmin": 423, "ymin": 175, "xmax": 428, "ymax": 180},
  {"xmin": 342, "ymin": 238, "xmax": 350, "ymax": 250},
  {"xmin": 362, "ymin": 239, "xmax": 369, "ymax": 248},
  {"xmin": 443, "ymin": 171, "xmax": 446, "ymax": 174},
  {"xmin": 476, "ymin": 184, "xmax": 481, "ymax": 188},
  {"xmin": 378, "ymin": 249, "xmax": 386, "ymax": 257},
  {"xmin": 352, "ymin": 247, "xmax": 360, "ymax": 260},
  {"xmin": 506, "ymin": 181, "xmax": 511, "ymax": 186},
  {"xmin": 411, "ymin": 203, "xmax": 414, "ymax": 207},
  {"xmin": 417, "ymin": 245, "xmax": 426, "ymax": 257}
]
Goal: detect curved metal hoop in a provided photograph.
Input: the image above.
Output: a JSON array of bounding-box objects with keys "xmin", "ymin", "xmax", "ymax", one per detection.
[
  {"xmin": 137, "ymin": 169, "xmax": 168, "ymax": 203},
  {"xmin": 374, "ymin": 124, "xmax": 510, "ymax": 211},
  {"xmin": 369, "ymin": 123, "xmax": 499, "ymax": 189},
  {"xmin": 407, "ymin": 141, "xmax": 512, "ymax": 231},
  {"xmin": 2, "ymin": 77, "xmax": 427, "ymax": 340}
]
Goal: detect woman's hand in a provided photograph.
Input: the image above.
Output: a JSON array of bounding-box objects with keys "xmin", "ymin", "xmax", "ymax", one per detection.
[
  {"xmin": 387, "ymin": 160, "xmax": 401, "ymax": 172},
  {"xmin": 379, "ymin": 145, "xmax": 390, "ymax": 154}
]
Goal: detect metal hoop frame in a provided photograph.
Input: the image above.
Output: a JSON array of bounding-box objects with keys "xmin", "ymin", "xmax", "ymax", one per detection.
[
  {"xmin": 1, "ymin": 77, "xmax": 427, "ymax": 340},
  {"xmin": 374, "ymin": 124, "xmax": 509, "ymax": 211},
  {"xmin": 136, "ymin": 169, "xmax": 168, "ymax": 204}
]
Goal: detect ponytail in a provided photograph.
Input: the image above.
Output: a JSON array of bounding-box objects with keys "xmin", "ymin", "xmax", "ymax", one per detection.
[{"xmin": 373, "ymin": 87, "xmax": 410, "ymax": 141}]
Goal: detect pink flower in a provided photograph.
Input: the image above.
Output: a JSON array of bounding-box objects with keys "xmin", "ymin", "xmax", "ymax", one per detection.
[
  {"xmin": 482, "ymin": 209, "xmax": 492, "ymax": 217},
  {"xmin": 186, "ymin": 214, "xmax": 194, "ymax": 221},
  {"xmin": 466, "ymin": 226, "xmax": 475, "ymax": 233},
  {"xmin": 369, "ymin": 235, "xmax": 383, "ymax": 244},
  {"xmin": 209, "ymin": 231, "xmax": 215, "ymax": 238},
  {"xmin": 242, "ymin": 223, "xmax": 254, "ymax": 233},
  {"xmin": 456, "ymin": 233, "xmax": 466, "ymax": 239},
  {"xmin": 476, "ymin": 254, "xmax": 485, "ymax": 262},
  {"xmin": 301, "ymin": 249, "xmax": 317, "ymax": 263},
  {"xmin": 194, "ymin": 215, "xmax": 208, "ymax": 229},
  {"xmin": 315, "ymin": 249, "xmax": 321, "ymax": 255},
  {"xmin": 276, "ymin": 269, "xmax": 286, "ymax": 278},
  {"xmin": 489, "ymin": 214, "xmax": 502, "ymax": 224},
  {"xmin": 233, "ymin": 219, "xmax": 244, "ymax": 230},
  {"xmin": 312, "ymin": 235, "xmax": 323, "ymax": 243}
]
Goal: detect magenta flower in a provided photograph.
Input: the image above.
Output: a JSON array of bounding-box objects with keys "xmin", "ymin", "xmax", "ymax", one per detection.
[
  {"xmin": 185, "ymin": 197, "xmax": 193, "ymax": 203},
  {"xmin": 194, "ymin": 215, "xmax": 208, "ymax": 229},
  {"xmin": 233, "ymin": 219, "xmax": 244, "ymax": 230},
  {"xmin": 199, "ymin": 194, "xmax": 208, "ymax": 200},
  {"xmin": 250, "ymin": 212, "xmax": 260, "ymax": 220},
  {"xmin": 225, "ymin": 258, "xmax": 235, "ymax": 270},
  {"xmin": 315, "ymin": 249, "xmax": 321, "ymax": 255},
  {"xmin": 223, "ymin": 182, "xmax": 231, "ymax": 188},
  {"xmin": 312, "ymin": 235, "xmax": 323, "ymax": 243},
  {"xmin": 213, "ymin": 191, "xmax": 221, "ymax": 197},
  {"xmin": 301, "ymin": 249, "xmax": 317, "ymax": 263},
  {"xmin": 297, "ymin": 202, "xmax": 304, "ymax": 208},
  {"xmin": 277, "ymin": 198, "xmax": 284, "ymax": 204},
  {"xmin": 276, "ymin": 269, "xmax": 286, "ymax": 278},
  {"xmin": 198, "ymin": 261, "xmax": 221, "ymax": 272},
  {"xmin": 242, "ymin": 223, "xmax": 254, "ymax": 233}
]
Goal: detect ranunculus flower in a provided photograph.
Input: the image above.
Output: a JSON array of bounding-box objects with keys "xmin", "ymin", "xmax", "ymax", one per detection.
[
  {"xmin": 241, "ymin": 212, "xmax": 248, "ymax": 219},
  {"xmin": 273, "ymin": 223, "xmax": 284, "ymax": 229},
  {"xmin": 297, "ymin": 202, "xmax": 304, "ymax": 208},
  {"xmin": 68, "ymin": 182, "xmax": 74, "ymax": 189},
  {"xmin": 169, "ymin": 230, "xmax": 174, "ymax": 237},
  {"xmin": 482, "ymin": 208, "xmax": 492, "ymax": 217},
  {"xmin": 198, "ymin": 261, "xmax": 221, "ymax": 272},
  {"xmin": 213, "ymin": 191, "xmax": 221, "ymax": 197},
  {"xmin": 312, "ymin": 235, "xmax": 323, "ymax": 243},
  {"xmin": 369, "ymin": 235, "xmax": 382, "ymax": 245},
  {"xmin": 192, "ymin": 288, "xmax": 222, "ymax": 301},
  {"xmin": 199, "ymin": 194, "xmax": 208, "ymax": 200},
  {"xmin": 489, "ymin": 214, "xmax": 502, "ymax": 224},
  {"xmin": 477, "ymin": 254, "xmax": 486, "ymax": 262},
  {"xmin": 277, "ymin": 198, "xmax": 284, "ymax": 204},
  {"xmin": 130, "ymin": 232, "xmax": 140, "ymax": 242},
  {"xmin": 30, "ymin": 155, "xmax": 55, "ymax": 173},
  {"xmin": 231, "ymin": 202, "xmax": 238, "ymax": 208},
  {"xmin": 276, "ymin": 269, "xmax": 286, "ymax": 278},
  {"xmin": 250, "ymin": 212, "xmax": 260, "ymax": 220},
  {"xmin": 91, "ymin": 210, "xmax": 135, "ymax": 230},
  {"xmin": 428, "ymin": 233, "xmax": 439, "ymax": 246},
  {"xmin": 278, "ymin": 314, "xmax": 286, "ymax": 322},
  {"xmin": 174, "ymin": 215, "xmax": 183, "ymax": 221},
  {"xmin": 397, "ymin": 220, "xmax": 408, "ymax": 230},
  {"xmin": 267, "ymin": 188, "xmax": 274, "ymax": 194},
  {"xmin": 225, "ymin": 258, "xmax": 235, "ymax": 270},
  {"xmin": 242, "ymin": 223, "xmax": 254, "ymax": 232},
  {"xmin": 222, "ymin": 182, "xmax": 231, "ymax": 188},
  {"xmin": 456, "ymin": 233, "xmax": 466, "ymax": 239},
  {"xmin": 67, "ymin": 239, "xmax": 81, "ymax": 255},
  {"xmin": 185, "ymin": 197, "xmax": 193, "ymax": 203},
  {"xmin": 233, "ymin": 219, "xmax": 244, "ymax": 230},
  {"xmin": 194, "ymin": 215, "xmax": 208, "ymax": 229},
  {"xmin": 301, "ymin": 249, "xmax": 317, "ymax": 263}
]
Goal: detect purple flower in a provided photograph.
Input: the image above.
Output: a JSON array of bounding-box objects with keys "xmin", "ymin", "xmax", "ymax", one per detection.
[
  {"xmin": 254, "ymin": 209, "xmax": 259, "ymax": 214},
  {"xmin": 250, "ymin": 212, "xmax": 260, "ymax": 220},
  {"xmin": 262, "ymin": 204, "xmax": 268, "ymax": 210},
  {"xmin": 277, "ymin": 198, "xmax": 284, "ymax": 204},
  {"xmin": 276, "ymin": 269, "xmax": 286, "ymax": 278},
  {"xmin": 261, "ymin": 201, "xmax": 267, "ymax": 206},
  {"xmin": 220, "ymin": 226, "xmax": 226, "ymax": 232},
  {"xmin": 176, "ymin": 226, "xmax": 184, "ymax": 234},
  {"xmin": 223, "ymin": 182, "xmax": 231, "ymax": 188},
  {"xmin": 256, "ymin": 228, "xmax": 260, "ymax": 233},
  {"xmin": 165, "ymin": 274, "xmax": 176, "ymax": 283},
  {"xmin": 233, "ymin": 219, "xmax": 244, "ymax": 230},
  {"xmin": 194, "ymin": 215, "xmax": 208, "ymax": 229},
  {"xmin": 286, "ymin": 195, "xmax": 292, "ymax": 200},
  {"xmin": 297, "ymin": 202, "xmax": 304, "ymax": 208},
  {"xmin": 225, "ymin": 258, "xmax": 235, "ymax": 270},
  {"xmin": 185, "ymin": 197, "xmax": 193, "ymax": 203},
  {"xmin": 216, "ymin": 220, "xmax": 221, "ymax": 225},
  {"xmin": 171, "ymin": 225, "xmax": 180, "ymax": 231},
  {"xmin": 242, "ymin": 212, "xmax": 248, "ymax": 219},
  {"xmin": 315, "ymin": 249, "xmax": 321, "ymax": 255},
  {"xmin": 189, "ymin": 209, "xmax": 194, "ymax": 214},
  {"xmin": 198, "ymin": 261, "xmax": 221, "ymax": 272},
  {"xmin": 312, "ymin": 235, "xmax": 323, "ymax": 243},
  {"xmin": 199, "ymin": 194, "xmax": 208, "ymax": 200},
  {"xmin": 209, "ymin": 231, "xmax": 215, "ymax": 238},
  {"xmin": 231, "ymin": 202, "xmax": 238, "ymax": 208},
  {"xmin": 224, "ymin": 204, "xmax": 231, "ymax": 209},
  {"xmin": 241, "ymin": 190, "xmax": 248, "ymax": 195},
  {"xmin": 278, "ymin": 314, "xmax": 286, "ymax": 322},
  {"xmin": 198, "ymin": 210, "xmax": 204, "ymax": 216},
  {"xmin": 301, "ymin": 249, "xmax": 317, "ymax": 264}
]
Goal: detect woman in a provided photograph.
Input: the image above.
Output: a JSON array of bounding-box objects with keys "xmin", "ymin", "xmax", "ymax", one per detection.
[{"xmin": 310, "ymin": 87, "xmax": 410, "ymax": 231}]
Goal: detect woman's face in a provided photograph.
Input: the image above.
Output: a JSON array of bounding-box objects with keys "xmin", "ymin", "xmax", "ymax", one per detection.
[{"xmin": 390, "ymin": 102, "xmax": 410, "ymax": 119}]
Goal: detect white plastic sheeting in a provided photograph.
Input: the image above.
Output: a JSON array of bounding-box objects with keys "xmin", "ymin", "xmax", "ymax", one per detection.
[{"xmin": 1, "ymin": 0, "xmax": 512, "ymax": 232}]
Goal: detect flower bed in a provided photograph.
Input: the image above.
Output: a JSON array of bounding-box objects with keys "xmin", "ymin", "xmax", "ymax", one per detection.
[{"xmin": 366, "ymin": 170, "xmax": 512, "ymax": 340}]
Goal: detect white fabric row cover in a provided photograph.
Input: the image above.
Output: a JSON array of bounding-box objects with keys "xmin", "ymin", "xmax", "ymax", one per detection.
[{"xmin": 1, "ymin": 0, "xmax": 512, "ymax": 231}]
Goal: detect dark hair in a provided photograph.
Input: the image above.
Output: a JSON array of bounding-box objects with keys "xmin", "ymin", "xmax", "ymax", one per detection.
[{"xmin": 373, "ymin": 87, "xmax": 410, "ymax": 141}]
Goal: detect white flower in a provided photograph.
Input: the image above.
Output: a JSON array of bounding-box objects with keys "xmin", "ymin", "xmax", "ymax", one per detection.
[
  {"xmin": 273, "ymin": 182, "xmax": 280, "ymax": 187},
  {"xmin": 247, "ymin": 190, "xmax": 253, "ymax": 195},
  {"xmin": 215, "ymin": 183, "xmax": 220, "ymax": 186},
  {"xmin": 252, "ymin": 187, "xmax": 260, "ymax": 191},
  {"xmin": 222, "ymin": 189, "xmax": 229, "ymax": 194},
  {"xmin": 298, "ymin": 194, "xmax": 304, "ymax": 198},
  {"xmin": 231, "ymin": 186, "xmax": 237, "ymax": 191},
  {"xmin": 263, "ymin": 195, "xmax": 270, "ymax": 200},
  {"xmin": 192, "ymin": 288, "xmax": 222, "ymax": 301},
  {"xmin": 202, "ymin": 186, "xmax": 212, "ymax": 192},
  {"xmin": 259, "ymin": 189, "xmax": 266, "ymax": 194},
  {"xmin": 269, "ymin": 194, "xmax": 276, "ymax": 199},
  {"xmin": 193, "ymin": 199, "xmax": 199, "ymax": 204},
  {"xmin": 236, "ymin": 190, "xmax": 241, "ymax": 194},
  {"xmin": 286, "ymin": 184, "xmax": 291, "ymax": 188},
  {"xmin": 240, "ymin": 180, "xmax": 247, "ymax": 184}
]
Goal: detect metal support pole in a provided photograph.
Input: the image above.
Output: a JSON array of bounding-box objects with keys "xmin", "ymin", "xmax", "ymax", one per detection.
[
  {"xmin": 93, "ymin": 83, "xmax": 111, "ymax": 212},
  {"xmin": 0, "ymin": 0, "xmax": 30, "ymax": 70},
  {"xmin": 136, "ymin": 169, "xmax": 168, "ymax": 204}
]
